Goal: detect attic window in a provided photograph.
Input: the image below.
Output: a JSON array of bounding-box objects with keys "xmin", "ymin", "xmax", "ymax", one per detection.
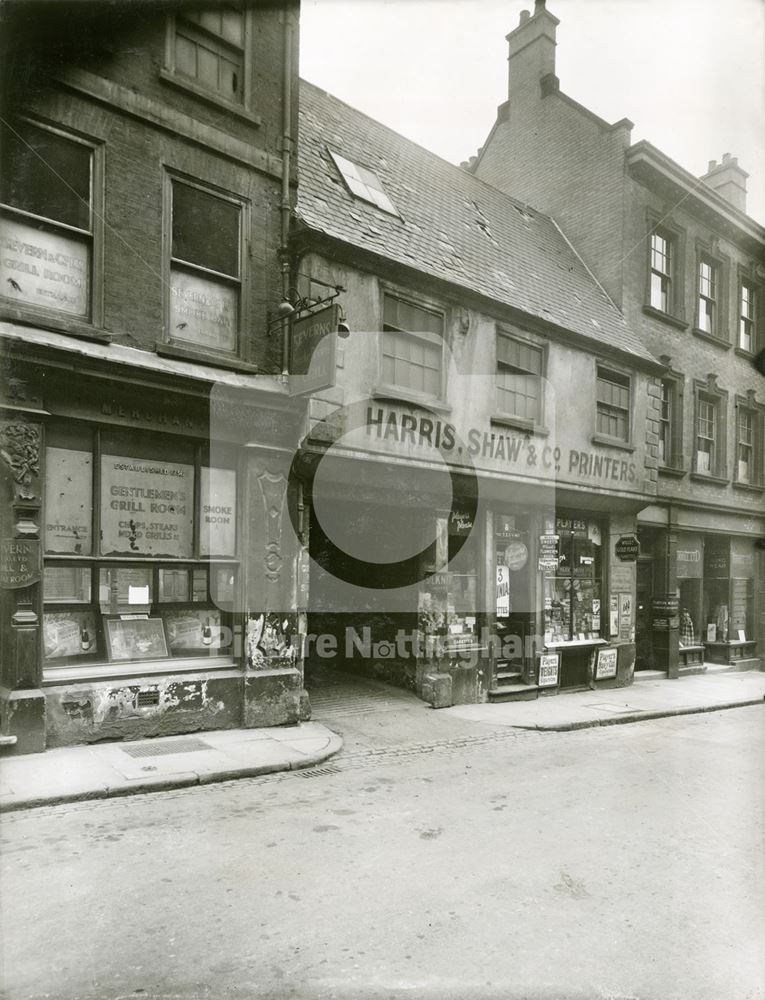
[{"xmin": 329, "ymin": 151, "xmax": 398, "ymax": 216}]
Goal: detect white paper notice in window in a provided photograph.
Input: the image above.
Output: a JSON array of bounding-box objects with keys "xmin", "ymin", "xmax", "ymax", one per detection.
[
  {"xmin": 100, "ymin": 456, "xmax": 194, "ymax": 557},
  {"xmin": 44, "ymin": 447, "xmax": 93, "ymax": 554},
  {"xmin": 199, "ymin": 467, "xmax": 237, "ymax": 556},
  {"xmin": 170, "ymin": 271, "xmax": 237, "ymax": 352},
  {"xmin": 0, "ymin": 218, "xmax": 90, "ymax": 317}
]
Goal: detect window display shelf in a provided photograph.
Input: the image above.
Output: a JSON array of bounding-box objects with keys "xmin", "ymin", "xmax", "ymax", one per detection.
[
  {"xmin": 43, "ymin": 655, "xmax": 237, "ymax": 685},
  {"xmin": 545, "ymin": 638, "xmax": 607, "ymax": 649}
]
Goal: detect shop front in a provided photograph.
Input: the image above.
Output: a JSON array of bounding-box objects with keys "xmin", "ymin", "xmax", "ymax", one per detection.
[
  {"xmin": 0, "ymin": 345, "xmax": 306, "ymax": 752},
  {"xmin": 295, "ymin": 408, "xmax": 644, "ymax": 707},
  {"xmin": 636, "ymin": 509, "xmax": 762, "ymax": 674}
]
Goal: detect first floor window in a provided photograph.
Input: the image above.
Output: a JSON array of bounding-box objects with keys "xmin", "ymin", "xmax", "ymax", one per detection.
[
  {"xmin": 381, "ymin": 293, "xmax": 444, "ymax": 399},
  {"xmin": 697, "ymin": 257, "xmax": 718, "ymax": 335},
  {"xmin": 169, "ymin": 177, "xmax": 243, "ymax": 355},
  {"xmin": 649, "ymin": 231, "xmax": 672, "ymax": 312},
  {"xmin": 735, "ymin": 405, "xmax": 760, "ymax": 485},
  {"xmin": 658, "ymin": 375, "xmax": 684, "ymax": 469},
  {"xmin": 496, "ymin": 332, "xmax": 544, "ymax": 423},
  {"xmin": 43, "ymin": 424, "xmax": 238, "ymax": 669},
  {"xmin": 696, "ymin": 395, "xmax": 718, "ymax": 474},
  {"xmin": 0, "ymin": 119, "xmax": 95, "ymax": 319},
  {"xmin": 659, "ymin": 380, "xmax": 672, "ymax": 464},
  {"xmin": 596, "ymin": 367, "xmax": 630, "ymax": 441},
  {"xmin": 739, "ymin": 281, "xmax": 756, "ymax": 352}
]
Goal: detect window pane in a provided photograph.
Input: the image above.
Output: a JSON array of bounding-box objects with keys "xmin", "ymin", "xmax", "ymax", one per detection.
[
  {"xmin": 44, "ymin": 446, "xmax": 93, "ymax": 554},
  {"xmin": 1, "ymin": 122, "xmax": 91, "ymax": 230},
  {"xmin": 382, "ymin": 329, "xmax": 441, "ymax": 395},
  {"xmin": 220, "ymin": 9, "xmax": 244, "ymax": 46},
  {"xmin": 44, "ymin": 566, "xmax": 91, "ymax": 604},
  {"xmin": 172, "ymin": 182, "xmax": 240, "ymax": 277},
  {"xmin": 170, "ymin": 269, "xmax": 238, "ymax": 352},
  {"xmin": 0, "ymin": 215, "xmax": 91, "ymax": 317},
  {"xmin": 197, "ymin": 45, "xmax": 219, "ymax": 89},
  {"xmin": 650, "ymin": 272, "xmax": 668, "ymax": 311},
  {"xmin": 100, "ymin": 453, "xmax": 194, "ymax": 557},
  {"xmin": 175, "ymin": 33, "xmax": 197, "ymax": 77},
  {"xmin": 97, "ymin": 566, "xmax": 153, "ymax": 611},
  {"xmin": 44, "ymin": 610, "xmax": 99, "ymax": 661}
]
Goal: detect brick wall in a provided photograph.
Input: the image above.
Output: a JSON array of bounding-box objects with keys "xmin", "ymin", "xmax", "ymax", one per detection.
[
  {"xmin": 1, "ymin": 2, "xmax": 295, "ymax": 372},
  {"xmin": 473, "ymin": 86, "xmax": 631, "ymax": 307}
]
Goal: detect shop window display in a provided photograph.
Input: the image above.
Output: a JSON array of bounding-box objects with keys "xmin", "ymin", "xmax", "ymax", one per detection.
[
  {"xmin": 543, "ymin": 517, "xmax": 603, "ymax": 643},
  {"xmin": 43, "ymin": 425, "xmax": 238, "ymax": 668},
  {"xmin": 417, "ymin": 508, "xmax": 479, "ymax": 646}
]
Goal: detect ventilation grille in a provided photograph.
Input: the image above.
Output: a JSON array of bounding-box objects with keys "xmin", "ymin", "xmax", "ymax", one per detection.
[
  {"xmin": 136, "ymin": 689, "xmax": 160, "ymax": 707},
  {"xmin": 122, "ymin": 737, "xmax": 210, "ymax": 758}
]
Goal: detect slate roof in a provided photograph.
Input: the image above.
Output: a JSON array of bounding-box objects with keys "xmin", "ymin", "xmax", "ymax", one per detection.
[{"xmin": 296, "ymin": 80, "xmax": 658, "ymax": 367}]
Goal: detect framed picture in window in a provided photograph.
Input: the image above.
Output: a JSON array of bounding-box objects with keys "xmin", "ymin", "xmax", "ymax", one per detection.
[
  {"xmin": 105, "ymin": 618, "xmax": 169, "ymax": 662},
  {"xmin": 44, "ymin": 611, "xmax": 99, "ymax": 661}
]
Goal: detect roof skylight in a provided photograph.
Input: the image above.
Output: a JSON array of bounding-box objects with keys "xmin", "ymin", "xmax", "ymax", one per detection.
[{"xmin": 329, "ymin": 151, "xmax": 398, "ymax": 216}]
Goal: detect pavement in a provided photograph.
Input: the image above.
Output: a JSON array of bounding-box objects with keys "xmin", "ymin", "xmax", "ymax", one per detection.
[
  {"xmin": 0, "ymin": 722, "xmax": 342, "ymax": 814},
  {"xmin": 1, "ymin": 668, "xmax": 763, "ymax": 813},
  {"xmin": 444, "ymin": 668, "xmax": 765, "ymax": 730}
]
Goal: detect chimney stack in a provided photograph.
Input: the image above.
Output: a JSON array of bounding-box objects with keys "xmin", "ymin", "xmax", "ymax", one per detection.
[
  {"xmin": 506, "ymin": 0, "xmax": 560, "ymax": 98},
  {"xmin": 701, "ymin": 153, "xmax": 748, "ymax": 213}
]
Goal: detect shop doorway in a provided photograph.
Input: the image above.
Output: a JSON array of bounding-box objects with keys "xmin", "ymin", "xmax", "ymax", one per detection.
[{"xmin": 635, "ymin": 554, "xmax": 655, "ymax": 670}]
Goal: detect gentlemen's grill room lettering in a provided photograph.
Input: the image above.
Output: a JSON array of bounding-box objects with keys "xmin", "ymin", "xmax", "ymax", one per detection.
[{"xmin": 364, "ymin": 407, "xmax": 636, "ymax": 484}]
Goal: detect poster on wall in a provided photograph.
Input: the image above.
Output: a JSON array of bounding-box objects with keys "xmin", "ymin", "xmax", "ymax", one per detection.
[
  {"xmin": 504, "ymin": 540, "xmax": 528, "ymax": 571},
  {"xmin": 538, "ymin": 533, "xmax": 559, "ymax": 571},
  {"xmin": 100, "ymin": 455, "xmax": 194, "ymax": 556},
  {"xmin": 199, "ymin": 468, "xmax": 237, "ymax": 556},
  {"xmin": 44, "ymin": 447, "xmax": 93, "ymax": 554},
  {"xmin": 496, "ymin": 564, "xmax": 510, "ymax": 617},
  {"xmin": 618, "ymin": 592, "xmax": 633, "ymax": 642},
  {"xmin": 609, "ymin": 595, "xmax": 619, "ymax": 636},
  {"xmin": 595, "ymin": 647, "xmax": 618, "ymax": 680},
  {"xmin": 538, "ymin": 653, "xmax": 560, "ymax": 687}
]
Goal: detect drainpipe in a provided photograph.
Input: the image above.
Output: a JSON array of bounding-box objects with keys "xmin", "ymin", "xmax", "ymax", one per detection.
[{"xmin": 279, "ymin": 7, "xmax": 293, "ymax": 378}]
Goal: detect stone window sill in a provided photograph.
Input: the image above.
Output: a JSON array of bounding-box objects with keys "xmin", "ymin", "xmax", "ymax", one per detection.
[
  {"xmin": 159, "ymin": 69, "xmax": 262, "ymax": 127},
  {"xmin": 590, "ymin": 433, "xmax": 635, "ymax": 453},
  {"xmin": 157, "ymin": 341, "xmax": 262, "ymax": 374},
  {"xmin": 490, "ymin": 414, "xmax": 549, "ymax": 437},
  {"xmin": 658, "ymin": 464, "xmax": 686, "ymax": 478},
  {"xmin": 732, "ymin": 480, "xmax": 765, "ymax": 494},
  {"xmin": 641, "ymin": 305, "xmax": 688, "ymax": 331},
  {"xmin": 689, "ymin": 471, "xmax": 729, "ymax": 486},
  {"xmin": 0, "ymin": 304, "xmax": 111, "ymax": 344},
  {"xmin": 734, "ymin": 346, "xmax": 758, "ymax": 361},
  {"xmin": 692, "ymin": 327, "xmax": 731, "ymax": 350},
  {"xmin": 371, "ymin": 385, "xmax": 452, "ymax": 414}
]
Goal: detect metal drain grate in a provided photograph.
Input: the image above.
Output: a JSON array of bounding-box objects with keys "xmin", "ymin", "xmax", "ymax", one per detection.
[
  {"xmin": 122, "ymin": 737, "xmax": 211, "ymax": 758},
  {"xmin": 298, "ymin": 764, "xmax": 341, "ymax": 778}
]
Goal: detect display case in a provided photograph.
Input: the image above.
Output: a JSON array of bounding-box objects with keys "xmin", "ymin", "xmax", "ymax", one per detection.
[{"xmin": 543, "ymin": 517, "xmax": 603, "ymax": 643}]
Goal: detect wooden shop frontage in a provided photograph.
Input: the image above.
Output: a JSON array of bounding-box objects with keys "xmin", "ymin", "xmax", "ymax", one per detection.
[{"xmin": 0, "ymin": 327, "xmax": 307, "ymax": 752}]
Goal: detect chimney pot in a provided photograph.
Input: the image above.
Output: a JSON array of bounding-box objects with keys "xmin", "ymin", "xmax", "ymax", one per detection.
[
  {"xmin": 534, "ymin": 0, "xmax": 546, "ymax": 10},
  {"xmin": 708, "ymin": 159, "xmax": 716, "ymax": 172},
  {"xmin": 722, "ymin": 152, "xmax": 731, "ymax": 163},
  {"xmin": 519, "ymin": 9, "xmax": 530, "ymax": 23}
]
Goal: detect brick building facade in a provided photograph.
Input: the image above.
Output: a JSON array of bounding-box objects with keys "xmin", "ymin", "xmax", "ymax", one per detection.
[
  {"xmin": 468, "ymin": 0, "xmax": 764, "ymax": 675},
  {"xmin": 0, "ymin": 1, "xmax": 309, "ymax": 752},
  {"xmin": 290, "ymin": 80, "xmax": 664, "ymax": 706}
]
